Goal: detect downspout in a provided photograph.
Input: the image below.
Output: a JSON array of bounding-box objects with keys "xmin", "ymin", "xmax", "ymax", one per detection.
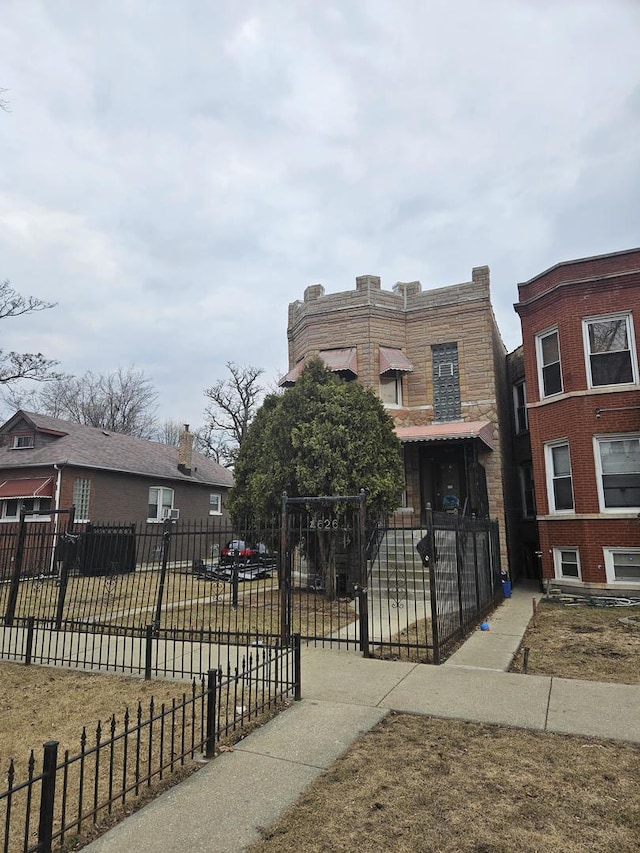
[{"xmin": 51, "ymin": 462, "xmax": 66, "ymax": 576}]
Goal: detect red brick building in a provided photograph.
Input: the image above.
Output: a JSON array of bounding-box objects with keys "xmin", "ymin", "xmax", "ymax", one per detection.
[{"xmin": 515, "ymin": 248, "xmax": 640, "ymax": 594}]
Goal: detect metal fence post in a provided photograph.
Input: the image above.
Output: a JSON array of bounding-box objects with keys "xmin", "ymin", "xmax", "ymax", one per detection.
[
  {"xmin": 279, "ymin": 493, "xmax": 290, "ymax": 644},
  {"xmin": 293, "ymin": 633, "xmax": 301, "ymax": 701},
  {"xmin": 153, "ymin": 519, "xmax": 173, "ymax": 632},
  {"xmin": 357, "ymin": 489, "xmax": 370, "ymax": 657},
  {"xmin": 205, "ymin": 668, "xmax": 217, "ymax": 758},
  {"xmin": 426, "ymin": 504, "xmax": 440, "ymax": 665},
  {"xmin": 38, "ymin": 740, "xmax": 59, "ymax": 853},
  {"xmin": 4, "ymin": 508, "xmax": 27, "ymax": 626},
  {"xmin": 25, "ymin": 616, "xmax": 35, "ymax": 665},
  {"xmin": 144, "ymin": 624, "xmax": 153, "ymax": 680}
]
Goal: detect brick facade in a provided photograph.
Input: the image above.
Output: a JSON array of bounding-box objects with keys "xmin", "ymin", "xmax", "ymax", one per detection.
[{"xmin": 515, "ymin": 248, "xmax": 640, "ymax": 593}]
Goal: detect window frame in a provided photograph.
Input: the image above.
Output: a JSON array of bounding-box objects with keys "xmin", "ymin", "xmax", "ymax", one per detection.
[
  {"xmin": 12, "ymin": 434, "xmax": 34, "ymax": 449},
  {"xmin": 535, "ymin": 327, "xmax": 563, "ymax": 398},
  {"xmin": 147, "ymin": 486, "xmax": 175, "ymax": 522},
  {"xmin": 1, "ymin": 497, "xmax": 52, "ymax": 522},
  {"xmin": 602, "ymin": 548, "xmax": 640, "ymax": 585},
  {"xmin": 379, "ymin": 373, "xmax": 403, "ymax": 407},
  {"xmin": 553, "ymin": 547, "xmax": 582, "ymax": 581},
  {"xmin": 513, "ymin": 381, "xmax": 528, "ymax": 433},
  {"xmin": 593, "ymin": 433, "xmax": 640, "ymax": 512},
  {"xmin": 582, "ymin": 312, "xmax": 638, "ymax": 389},
  {"xmin": 209, "ymin": 492, "xmax": 222, "ymax": 516},
  {"xmin": 518, "ymin": 462, "xmax": 536, "ymax": 518},
  {"xmin": 72, "ymin": 478, "xmax": 91, "ymax": 523},
  {"xmin": 544, "ymin": 440, "xmax": 574, "ymax": 513}
]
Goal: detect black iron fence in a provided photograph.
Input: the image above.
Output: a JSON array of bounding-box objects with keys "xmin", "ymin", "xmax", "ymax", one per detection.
[
  {"xmin": 0, "ymin": 639, "xmax": 299, "ymax": 853},
  {"xmin": 0, "ymin": 506, "xmax": 503, "ymax": 665}
]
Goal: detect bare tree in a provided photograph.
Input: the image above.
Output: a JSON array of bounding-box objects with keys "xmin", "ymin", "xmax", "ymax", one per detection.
[
  {"xmin": 10, "ymin": 365, "xmax": 159, "ymax": 438},
  {"xmin": 155, "ymin": 418, "xmax": 185, "ymax": 446},
  {"xmin": 201, "ymin": 362, "xmax": 264, "ymax": 468},
  {"xmin": 0, "ymin": 280, "xmax": 59, "ymax": 386}
]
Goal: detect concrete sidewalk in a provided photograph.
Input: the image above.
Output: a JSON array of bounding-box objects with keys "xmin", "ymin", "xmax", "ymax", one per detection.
[{"xmin": 84, "ymin": 585, "xmax": 640, "ymax": 853}]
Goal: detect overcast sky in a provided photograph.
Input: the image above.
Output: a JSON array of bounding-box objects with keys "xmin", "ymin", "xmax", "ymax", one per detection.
[{"xmin": 1, "ymin": 0, "xmax": 639, "ymax": 429}]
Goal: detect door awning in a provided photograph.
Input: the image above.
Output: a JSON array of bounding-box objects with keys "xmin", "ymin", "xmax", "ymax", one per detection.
[
  {"xmin": 379, "ymin": 347, "xmax": 414, "ymax": 375},
  {"xmin": 319, "ymin": 348, "xmax": 358, "ymax": 377},
  {"xmin": 0, "ymin": 477, "xmax": 54, "ymax": 499},
  {"xmin": 395, "ymin": 421, "xmax": 495, "ymax": 451}
]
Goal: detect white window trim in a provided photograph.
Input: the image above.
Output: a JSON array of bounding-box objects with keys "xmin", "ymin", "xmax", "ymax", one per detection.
[
  {"xmin": 147, "ymin": 486, "xmax": 175, "ymax": 523},
  {"xmin": 603, "ymin": 548, "xmax": 640, "ymax": 585},
  {"xmin": 593, "ymin": 433, "xmax": 640, "ymax": 513},
  {"xmin": 535, "ymin": 327, "xmax": 563, "ymax": 399},
  {"xmin": 209, "ymin": 492, "xmax": 222, "ymax": 516},
  {"xmin": 553, "ymin": 547, "xmax": 582, "ymax": 582},
  {"xmin": 582, "ymin": 312, "xmax": 638, "ymax": 389},
  {"xmin": 544, "ymin": 440, "xmax": 574, "ymax": 514},
  {"xmin": 12, "ymin": 434, "xmax": 34, "ymax": 449},
  {"xmin": 1, "ymin": 498, "xmax": 52, "ymax": 522}
]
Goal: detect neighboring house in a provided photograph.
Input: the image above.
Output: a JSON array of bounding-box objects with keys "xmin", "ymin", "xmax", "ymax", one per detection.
[
  {"xmin": 514, "ymin": 248, "xmax": 640, "ymax": 594},
  {"xmin": 282, "ymin": 269, "xmax": 515, "ymax": 575},
  {"xmin": 0, "ymin": 411, "xmax": 234, "ymax": 526}
]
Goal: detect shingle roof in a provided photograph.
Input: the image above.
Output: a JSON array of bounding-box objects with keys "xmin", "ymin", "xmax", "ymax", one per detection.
[{"xmin": 0, "ymin": 411, "xmax": 234, "ymax": 488}]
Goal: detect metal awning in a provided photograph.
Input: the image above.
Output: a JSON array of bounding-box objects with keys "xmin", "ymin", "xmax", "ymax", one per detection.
[
  {"xmin": 319, "ymin": 348, "xmax": 358, "ymax": 376},
  {"xmin": 395, "ymin": 421, "xmax": 495, "ymax": 451},
  {"xmin": 379, "ymin": 346, "xmax": 414, "ymax": 375},
  {"xmin": 279, "ymin": 359, "xmax": 306, "ymax": 387},
  {"xmin": 0, "ymin": 477, "xmax": 54, "ymax": 499},
  {"xmin": 280, "ymin": 348, "xmax": 358, "ymax": 387}
]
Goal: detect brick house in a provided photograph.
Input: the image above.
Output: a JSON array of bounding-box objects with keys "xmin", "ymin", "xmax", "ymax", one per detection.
[
  {"xmin": 0, "ymin": 411, "xmax": 234, "ymax": 526},
  {"xmin": 281, "ymin": 269, "xmax": 515, "ymax": 574},
  {"xmin": 514, "ymin": 248, "xmax": 640, "ymax": 594}
]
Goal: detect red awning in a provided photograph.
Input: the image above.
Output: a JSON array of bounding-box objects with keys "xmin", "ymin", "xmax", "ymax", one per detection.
[
  {"xmin": 319, "ymin": 348, "xmax": 358, "ymax": 376},
  {"xmin": 0, "ymin": 477, "xmax": 54, "ymax": 499},
  {"xmin": 395, "ymin": 421, "xmax": 495, "ymax": 451},
  {"xmin": 379, "ymin": 347, "xmax": 414, "ymax": 375},
  {"xmin": 279, "ymin": 359, "xmax": 306, "ymax": 387}
]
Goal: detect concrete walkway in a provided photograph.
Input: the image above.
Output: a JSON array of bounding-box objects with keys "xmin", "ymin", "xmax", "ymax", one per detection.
[{"xmin": 84, "ymin": 584, "xmax": 640, "ymax": 853}]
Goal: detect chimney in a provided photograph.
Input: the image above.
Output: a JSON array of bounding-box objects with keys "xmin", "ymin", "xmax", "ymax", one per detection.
[{"xmin": 177, "ymin": 424, "xmax": 194, "ymax": 476}]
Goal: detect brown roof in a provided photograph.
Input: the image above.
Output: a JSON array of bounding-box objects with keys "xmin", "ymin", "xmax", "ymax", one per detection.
[{"xmin": 0, "ymin": 411, "xmax": 234, "ymax": 488}]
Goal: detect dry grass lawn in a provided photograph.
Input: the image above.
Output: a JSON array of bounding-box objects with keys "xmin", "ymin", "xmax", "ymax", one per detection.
[
  {"xmin": 246, "ymin": 713, "xmax": 640, "ymax": 853},
  {"xmin": 3, "ymin": 599, "xmax": 640, "ymax": 851},
  {"xmin": 510, "ymin": 601, "xmax": 640, "ymax": 684}
]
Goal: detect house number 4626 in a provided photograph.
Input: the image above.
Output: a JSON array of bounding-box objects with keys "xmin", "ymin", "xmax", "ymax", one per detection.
[{"xmin": 309, "ymin": 517, "xmax": 339, "ymax": 529}]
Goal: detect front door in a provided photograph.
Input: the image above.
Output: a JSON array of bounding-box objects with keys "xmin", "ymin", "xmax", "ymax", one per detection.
[{"xmin": 420, "ymin": 445, "xmax": 466, "ymax": 519}]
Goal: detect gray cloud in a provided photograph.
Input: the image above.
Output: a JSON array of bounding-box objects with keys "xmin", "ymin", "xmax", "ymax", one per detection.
[{"xmin": 1, "ymin": 0, "xmax": 638, "ymax": 426}]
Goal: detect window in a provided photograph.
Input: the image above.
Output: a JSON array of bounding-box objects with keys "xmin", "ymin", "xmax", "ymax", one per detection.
[
  {"xmin": 209, "ymin": 492, "xmax": 222, "ymax": 515},
  {"xmin": 519, "ymin": 463, "xmax": 535, "ymax": 518},
  {"xmin": 536, "ymin": 329, "xmax": 563, "ymax": 397},
  {"xmin": 379, "ymin": 374, "xmax": 403, "ymax": 406},
  {"xmin": 594, "ymin": 435, "xmax": 640, "ymax": 510},
  {"xmin": 513, "ymin": 382, "xmax": 528, "ymax": 433},
  {"xmin": 1, "ymin": 498, "xmax": 52, "ymax": 521},
  {"xmin": 603, "ymin": 549, "xmax": 640, "ymax": 584},
  {"xmin": 12, "ymin": 434, "xmax": 34, "ymax": 449},
  {"xmin": 553, "ymin": 548, "xmax": 581, "ymax": 580},
  {"xmin": 545, "ymin": 441, "xmax": 574, "ymax": 512},
  {"xmin": 148, "ymin": 487, "xmax": 174, "ymax": 522},
  {"xmin": 73, "ymin": 478, "xmax": 91, "ymax": 522},
  {"xmin": 431, "ymin": 343, "xmax": 460, "ymax": 421},
  {"xmin": 583, "ymin": 314, "xmax": 637, "ymax": 387}
]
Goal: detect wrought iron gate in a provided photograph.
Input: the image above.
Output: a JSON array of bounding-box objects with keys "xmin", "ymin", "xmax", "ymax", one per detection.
[{"xmin": 280, "ymin": 491, "xmax": 368, "ymax": 651}]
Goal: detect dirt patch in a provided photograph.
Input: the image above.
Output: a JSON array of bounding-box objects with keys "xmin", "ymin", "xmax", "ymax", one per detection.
[
  {"xmin": 247, "ymin": 713, "xmax": 640, "ymax": 853},
  {"xmin": 510, "ymin": 601, "xmax": 640, "ymax": 684}
]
